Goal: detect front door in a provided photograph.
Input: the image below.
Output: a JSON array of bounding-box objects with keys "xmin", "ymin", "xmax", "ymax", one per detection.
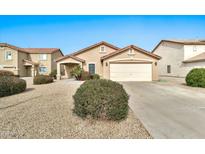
[{"xmin": 88, "ymin": 64, "xmax": 95, "ymax": 75}]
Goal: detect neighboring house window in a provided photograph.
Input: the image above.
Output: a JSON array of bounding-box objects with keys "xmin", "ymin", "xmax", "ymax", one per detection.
[
  {"xmin": 39, "ymin": 66, "xmax": 48, "ymax": 73},
  {"xmin": 88, "ymin": 64, "xmax": 95, "ymax": 75},
  {"xmin": 100, "ymin": 46, "xmax": 106, "ymax": 53},
  {"xmin": 167, "ymin": 65, "xmax": 171, "ymax": 74},
  {"xmin": 39, "ymin": 54, "xmax": 47, "ymax": 60},
  {"xmin": 5, "ymin": 51, "xmax": 12, "ymax": 60},
  {"xmin": 193, "ymin": 45, "xmax": 197, "ymax": 52}
]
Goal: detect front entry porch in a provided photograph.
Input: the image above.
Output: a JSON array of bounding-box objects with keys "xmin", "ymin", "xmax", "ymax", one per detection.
[
  {"xmin": 56, "ymin": 56, "xmax": 85, "ymax": 80},
  {"xmin": 23, "ymin": 59, "xmax": 39, "ymax": 77}
]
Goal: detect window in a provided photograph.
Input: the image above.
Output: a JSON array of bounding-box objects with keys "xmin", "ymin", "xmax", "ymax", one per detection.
[
  {"xmin": 39, "ymin": 66, "xmax": 48, "ymax": 73},
  {"xmin": 88, "ymin": 64, "xmax": 95, "ymax": 75},
  {"xmin": 39, "ymin": 54, "xmax": 47, "ymax": 60},
  {"xmin": 167, "ymin": 65, "xmax": 171, "ymax": 74},
  {"xmin": 5, "ymin": 51, "xmax": 12, "ymax": 60},
  {"xmin": 100, "ymin": 46, "xmax": 106, "ymax": 52},
  {"xmin": 193, "ymin": 45, "xmax": 197, "ymax": 52},
  {"xmin": 128, "ymin": 49, "xmax": 135, "ymax": 56}
]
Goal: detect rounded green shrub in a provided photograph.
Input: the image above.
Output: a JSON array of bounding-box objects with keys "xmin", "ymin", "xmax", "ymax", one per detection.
[
  {"xmin": 0, "ymin": 70, "xmax": 14, "ymax": 76},
  {"xmin": 0, "ymin": 76, "xmax": 26, "ymax": 97},
  {"xmin": 73, "ymin": 79, "xmax": 129, "ymax": 121},
  {"xmin": 49, "ymin": 69, "xmax": 57, "ymax": 79},
  {"xmin": 186, "ymin": 68, "xmax": 205, "ymax": 88},
  {"xmin": 90, "ymin": 74, "xmax": 100, "ymax": 80},
  {"xmin": 80, "ymin": 71, "xmax": 90, "ymax": 80},
  {"xmin": 33, "ymin": 75, "xmax": 53, "ymax": 85}
]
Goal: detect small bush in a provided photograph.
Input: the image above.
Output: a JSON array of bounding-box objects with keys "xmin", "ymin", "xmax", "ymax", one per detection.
[
  {"xmin": 0, "ymin": 76, "xmax": 26, "ymax": 97},
  {"xmin": 0, "ymin": 70, "xmax": 14, "ymax": 76},
  {"xmin": 80, "ymin": 71, "xmax": 90, "ymax": 80},
  {"xmin": 73, "ymin": 79, "xmax": 129, "ymax": 121},
  {"xmin": 70, "ymin": 65, "xmax": 83, "ymax": 80},
  {"xmin": 186, "ymin": 68, "xmax": 205, "ymax": 88},
  {"xmin": 90, "ymin": 74, "xmax": 100, "ymax": 80},
  {"xmin": 49, "ymin": 69, "xmax": 57, "ymax": 79},
  {"xmin": 33, "ymin": 75, "xmax": 53, "ymax": 85}
]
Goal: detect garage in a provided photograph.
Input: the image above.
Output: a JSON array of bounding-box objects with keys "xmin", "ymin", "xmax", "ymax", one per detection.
[
  {"xmin": 110, "ymin": 63, "xmax": 152, "ymax": 81},
  {"xmin": 101, "ymin": 45, "xmax": 161, "ymax": 81}
]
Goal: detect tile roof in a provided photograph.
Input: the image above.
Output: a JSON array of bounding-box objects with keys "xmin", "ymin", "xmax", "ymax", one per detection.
[
  {"xmin": 23, "ymin": 59, "xmax": 39, "ymax": 65},
  {"xmin": 56, "ymin": 41, "xmax": 119, "ymax": 62},
  {"xmin": 70, "ymin": 41, "xmax": 120, "ymax": 56},
  {"xmin": 21, "ymin": 48, "xmax": 61, "ymax": 54},
  {"xmin": 0, "ymin": 43, "xmax": 27, "ymax": 53},
  {"xmin": 166, "ymin": 39, "xmax": 205, "ymax": 45},
  {"xmin": 101, "ymin": 45, "xmax": 161, "ymax": 61},
  {"xmin": 0, "ymin": 43, "xmax": 63, "ymax": 55},
  {"xmin": 152, "ymin": 39, "xmax": 205, "ymax": 53},
  {"xmin": 183, "ymin": 52, "xmax": 205, "ymax": 63}
]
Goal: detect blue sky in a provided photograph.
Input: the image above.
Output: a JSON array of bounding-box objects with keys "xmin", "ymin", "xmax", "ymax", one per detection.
[{"xmin": 0, "ymin": 15, "xmax": 205, "ymax": 55}]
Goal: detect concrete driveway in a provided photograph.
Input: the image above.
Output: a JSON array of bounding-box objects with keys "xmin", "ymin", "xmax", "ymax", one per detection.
[{"xmin": 122, "ymin": 80, "xmax": 205, "ymax": 139}]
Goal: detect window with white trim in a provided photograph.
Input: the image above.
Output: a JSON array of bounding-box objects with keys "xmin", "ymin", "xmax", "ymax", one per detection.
[
  {"xmin": 39, "ymin": 54, "xmax": 47, "ymax": 61},
  {"xmin": 5, "ymin": 51, "xmax": 12, "ymax": 60},
  {"xmin": 39, "ymin": 66, "xmax": 48, "ymax": 73},
  {"xmin": 100, "ymin": 46, "xmax": 106, "ymax": 53}
]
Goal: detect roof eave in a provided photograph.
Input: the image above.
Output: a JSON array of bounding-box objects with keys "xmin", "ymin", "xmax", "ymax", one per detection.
[
  {"xmin": 101, "ymin": 45, "xmax": 161, "ymax": 61},
  {"xmin": 183, "ymin": 59, "xmax": 205, "ymax": 63},
  {"xmin": 55, "ymin": 55, "xmax": 85, "ymax": 63}
]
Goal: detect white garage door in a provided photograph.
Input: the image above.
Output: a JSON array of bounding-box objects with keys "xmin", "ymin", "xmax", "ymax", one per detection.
[{"xmin": 110, "ymin": 63, "xmax": 152, "ymax": 81}]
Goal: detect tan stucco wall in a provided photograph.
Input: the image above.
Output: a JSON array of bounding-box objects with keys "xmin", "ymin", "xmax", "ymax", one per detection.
[
  {"xmin": 59, "ymin": 58, "xmax": 81, "ymax": 64},
  {"xmin": 56, "ymin": 57, "xmax": 82, "ymax": 78},
  {"xmin": 0, "ymin": 46, "xmax": 19, "ymax": 75},
  {"xmin": 28, "ymin": 51, "xmax": 62, "ymax": 75},
  {"xmin": 153, "ymin": 42, "xmax": 205, "ymax": 77},
  {"xmin": 18, "ymin": 51, "xmax": 29, "ymax": 76},
  {"xmin": 64, "ymin": 63, "xmax": 78, "ymax": 78},
  {"xmin": 51, "ymin": 51, "xmax": 63, "ymax": 71},
  {"xmin": 75, "ymin": 45, "xmax": 116, "ymax": 77},
  {"xmin": 103, "ymin": 48, "xmax": 159, "ymax": 81},
  {"xmin": 184, "ymin": 45, "xmax": 205, "ymax": 60},
  {"xmin": 29, "ymin": 53, "xmax": 52, "ymax": 75}
]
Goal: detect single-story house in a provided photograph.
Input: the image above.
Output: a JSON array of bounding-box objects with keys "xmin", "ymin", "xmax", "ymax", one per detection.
[{"xmin": 56, "ymin": 41, "xmax": 161, "ymax": 81}]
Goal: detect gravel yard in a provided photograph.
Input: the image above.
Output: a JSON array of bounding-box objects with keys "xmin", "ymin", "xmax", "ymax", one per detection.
[{"xmin": 0, "ymin": 78, "xmax": 151, "ymax": 139}]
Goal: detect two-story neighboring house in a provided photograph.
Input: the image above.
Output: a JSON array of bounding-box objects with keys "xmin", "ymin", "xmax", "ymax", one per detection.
[
  {"xmin": 152, "ymin": 40, "xmax": 205, "ymax": 77},
  {"xmin": 0, "ymin": 43, "xmax": 63, "ymax": 77}
]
